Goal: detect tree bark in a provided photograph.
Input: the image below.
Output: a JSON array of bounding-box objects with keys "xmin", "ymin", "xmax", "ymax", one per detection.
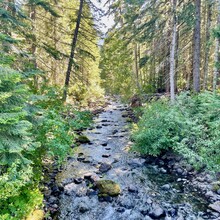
[
  {"xmin": 170, "ymin": 0, "xmax": 177, "ymax": 102},
  {"xmin": 63, "ymin": 0, "xmax": 84, "ymax": 101},
  {"xmin": 133, "ymin": 42, "xmax": 141, "ymax": 91},
  {"xmin": 193, "ymin": 0, "xmax": 201, "ymax": 92},
  {"xmin": 213, "ymin": 0, "xmax": 220, "ymax": 91},
  {"xmin": 203, "ymin": 1, "xmax": 212, "ymax": 90}
]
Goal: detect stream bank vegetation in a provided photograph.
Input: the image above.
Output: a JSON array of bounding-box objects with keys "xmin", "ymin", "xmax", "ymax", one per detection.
[
  {"xmin": 0, "ymin": 0, "xmax": 103, "ymax": 219},
  {"xmin": 1, "ymin": 0, "xmax": 220, "ymax": 218},
  {"xmin": 132, "ymin": 91, "xmax": 220, "ymax": 171}
]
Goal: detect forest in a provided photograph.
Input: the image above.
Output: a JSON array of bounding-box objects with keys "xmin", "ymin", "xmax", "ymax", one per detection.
[{"xmin": 0, "ymin": 0, "xmax": 220, "ymax": 219}]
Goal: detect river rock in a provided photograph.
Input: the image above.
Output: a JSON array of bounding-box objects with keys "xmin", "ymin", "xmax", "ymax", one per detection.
[
  {"xmin": 99, "ymin": 163, "xmax": 112, "ymax": 173},
  {"xmin": 78, "ymin": 202, "xmax": 90, "ymax": 213},
  {"xmin": 77, "ymin": 135, "xmax": 90, "ymax": 144},
  {"xmin": 139, "ymin": 205, "xmax": 150, "ymax": 215},
  {"xmin": 95, "ymin": 180, "xmax": 121, "ymax": 196},
  {"xmin": 128, "ymin": 185, "xmax": 138, "ymax": 193},
  {"xmin": 48, "ymin": 196, "xmax": 58, "ymax": 204},
  {"xmin": 102, "ymin": 154, "xmax": 111, "ymax": 158},
  {"xmin": 149, "ymin": 204, "xmax": 166, "ymax": 219},
  {"xmin": 112, "ymin": 129, "xmax": 118, "ymax": 134},
  {"xmin": 128, "ymin": 158, "xmax": 145, "ymax": 167},
  {"xmin": 161, "ymin": 184, "xmax": 171, "ymax": 191},
  {"xmin": 74, "ymin": 177, "xmax": 84, "ymax": 184},
  {"xmin": 101, "ymin": 142, "xmax": 108, "ymax": 146},
  {"xmin": 209, "ymin": 201, "xmax": 220, "ymax": 213},
  {"xmin": 119, "ymin": 196, "xmax": 135, "ymax": 209},
  {"xmin": 144, "ymin": 217, "xmax": 153, "ymax": 220}
]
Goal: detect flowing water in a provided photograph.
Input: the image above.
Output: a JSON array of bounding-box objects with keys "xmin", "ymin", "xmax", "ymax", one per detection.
[{"xmin": 56, "ymin": 98, "xmax": 214, "ymax": 220}]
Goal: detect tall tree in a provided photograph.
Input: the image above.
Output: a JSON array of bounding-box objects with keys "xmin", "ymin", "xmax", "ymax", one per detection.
[
  {"xmin": 213, "ymin": 0, "xmax": 220, "ymax": 91},
  {"xmin": 193, "ymin": 0, "xmax": 201, "ymax": 92},
  {"xmin": 170, "ymin": 0, "xmax": 177, "ymax": 102},
  {"xmin": 63, "ymin": 0, "xmax": 84, "ymax": 101},
  {"xmin": 203, "ymin": 0, "xmax": 212, "ymax": 90}
]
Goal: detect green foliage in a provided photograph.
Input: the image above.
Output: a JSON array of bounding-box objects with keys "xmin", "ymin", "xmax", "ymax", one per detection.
[
  {"xmin": 0, "ymin": 66, "xmax": 43, "ymax": 218},
  {"xmin": 132, "ymin": 92, "xmax": 220, "ymax": 171},
  {"xmin": 0, "ymin": 188, "xmax": 43, "ymax": 220},
  {"xmin": 0, "ymin": 66, "xmax": 39, "ymax": 167}
]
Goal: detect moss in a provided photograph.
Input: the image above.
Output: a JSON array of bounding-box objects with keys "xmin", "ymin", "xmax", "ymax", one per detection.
[{"xmin": 96, "ymin": 180, "xmax": 121, "ymax": 197}]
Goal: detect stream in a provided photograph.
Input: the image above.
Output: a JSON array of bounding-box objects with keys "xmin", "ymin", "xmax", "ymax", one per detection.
[{"xmin": 56, "ymin": 98, "xmax": 216, "ymax": 220}]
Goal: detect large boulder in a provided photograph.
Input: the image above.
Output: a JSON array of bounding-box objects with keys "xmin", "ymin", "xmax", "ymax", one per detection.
[
  {"xmin": 95, "ymin": 180, "xmax": 121, "ymax": 197},
  {"xmin": 209, "ymin": 201, "xmax": 220, "ymax": 213}
]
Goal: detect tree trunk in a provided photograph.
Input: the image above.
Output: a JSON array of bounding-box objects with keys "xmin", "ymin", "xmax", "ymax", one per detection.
[
  {"xmin": 133, "ymin": 42, "xmax": 141, "ymax": 91},
  {"xmin": 63, "ymin": 0, "xmax": 84, "ymax": 101},
  {"xmin": 203, "ymin": 1, "xmax": 212, "ymax": 90},
  {"xmin": 30, "ymin": 4, "xmax": 38, "ymax": 91},
  {"xmin": 213, "ymin": 0, "xmax": 220, "ymax": 91},
  {"xmin": 170, "ymin": 0, "xmax": 177, "ymax": 102},
  {"xmin": 193, "ymin": 0, "xmax": 201, "ymax": 92}
]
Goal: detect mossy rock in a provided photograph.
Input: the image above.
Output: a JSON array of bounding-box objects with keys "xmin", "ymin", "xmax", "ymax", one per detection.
[
  {"xmin": 26, "ymin": 210, "xmax": 44, "ymax": 220},
  {"xmin": 96, "ymin": 180, "xmax": 121, "ymax": 197},
  {"xmin": 77, "ymin": 135, "xmax": 90, "ymax": 144}
]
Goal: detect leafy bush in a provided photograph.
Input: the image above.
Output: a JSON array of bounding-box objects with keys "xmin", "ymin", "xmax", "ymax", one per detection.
[
  {"xmin": 132, "ymin": 92, "xmax": 220, "ymax": 171},
  {"xmin": 0, "ymin": 66, "xmax": 42, "ymax": 218}
]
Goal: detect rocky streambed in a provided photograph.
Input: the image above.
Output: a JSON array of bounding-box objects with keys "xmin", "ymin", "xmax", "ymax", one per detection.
[{"xmin": 52, "ymin": 98, "xmax": 220, "ymax": 220}]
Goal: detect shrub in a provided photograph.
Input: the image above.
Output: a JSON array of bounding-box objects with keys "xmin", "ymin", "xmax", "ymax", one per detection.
[
  {"xmin": 0, "ymin": 66, "xmax": 42, "ymax": 218},
  {"xmin": 132, "ymin": 92, "xmax": 220, "ymax": 171}
]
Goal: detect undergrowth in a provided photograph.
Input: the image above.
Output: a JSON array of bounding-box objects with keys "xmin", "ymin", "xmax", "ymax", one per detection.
[{"xmin": 132, "ymin": 92, "xmax": 220, "ymax": 171}]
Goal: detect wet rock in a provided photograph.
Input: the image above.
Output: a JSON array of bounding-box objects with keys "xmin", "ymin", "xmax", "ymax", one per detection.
[
  {"xmin": 51, "ymin": 186, "xmax": 60, "ymax": 196},
  {"xmin": 116, "ymin": 207, "xmax": 125, "ymax": 213},
  {"xmin": 128, "ymin": 158, "xmax": 145, "ymax": 167},
  {"xmin": 48, "ymin": 196, "xmax": 58, "ymax": 204},
  {"xmin": 209, "ymin": 201, "xmax": 220, "ymax": 213},
  {"xmin": 119, "ymin": 196, "xmax": 135, "ymax": 209},
  {"xmin": 101, "ymin": 142, "xmax": 108, "ymax": 146},
  {"xmin": 99, "ymin": 163, "xmax": 112, "ymax": 173},
  {"xmin": 77, "ymin": 156, "xmax": 85, "ymax": 162},
  {"xmin": 145, "ymin": 198, "xmax": 153, "ymax": 204},
  {"xmin": 128, "ymin": 185, "xmax": 138, "ymax": 193},
  {"xmin": 98, "ymin": 195, "xmax": 113, "ymax": 202},
  {"xmin": 112, "ymin": 129, "xmax": 118, "ymax": 135},
  {"xmin": 159, "ymin": 167, "xmax": 167, "ymax": 174},
  {"xmin": 105, "ymin": 147, "xmax": 111, "ymax": 150},
  {"xmin": 82, "ymin": 157, "xmax": 93, "ymax": 163},
  {"xmin": 129, "ymin": 211, "xmax": 144, "ymax": 220},
  {"xmin": 161, "ymin": 184, "xmax": 171, "ymax": 191},
  {"xmin": 102, "ymin": 124, "xmax": 109, "ymax": 126},
  {"xmin": 61, "ymin": 178, "xmax": 74, "ymax": 186},
  {"xmin": 139, "ymin": 205, "xmax": 150, "ymax": 215},
  {"xmin": 95, "ymin": 180, "xmax": 121, "ymax": 196},
  {"xmin": 176, "ymin": 168, "xmax": 184, "ymax": 175},
  {"xmin": 77, "ymin": 135, "xmax": 90, "ymax": 144},
  {"xmin": 96, "ymin": 125, "xmax": 102, "ymax": 129},
  {"xmin": 101, "ymin": 119, "xmax": 108, "ymax": 122},
  {"xmin": 144, "ymin": 217, "xmax": 153, "ymax": 220},
  {"xmin": 113, "ymin": 158, "xmax": 119, "ymax": 163},
  {"xmin": 102, "ymin": 154, "xmax": 111, "ymax": 158},
  {"xmin": 149, "ymin": 204, "xmax": 166, "ymax": 219},
  {"xmin": 74, "ymin": 178, "xmax": 84, "ymax": 184},
  {"xmin": 78, "ymin": 202, "xmax": 90, "ymax": 213}
]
